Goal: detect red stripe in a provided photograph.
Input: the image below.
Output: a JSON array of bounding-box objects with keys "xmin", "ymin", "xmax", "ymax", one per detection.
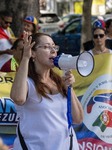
[{"xmin": 0, "ymin": 27, "xmax": 9, "ymax": 39}]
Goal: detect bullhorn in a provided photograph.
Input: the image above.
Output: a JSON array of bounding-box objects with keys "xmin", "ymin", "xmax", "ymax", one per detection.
[{"xmin": 53, "ymin": 51, "xmax": 94, "ymax": 77}]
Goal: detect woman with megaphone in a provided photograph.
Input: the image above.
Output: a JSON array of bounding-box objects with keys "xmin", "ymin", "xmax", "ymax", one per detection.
[{"xmin": 10, "ymin": 32, "xmax": 83, "ymax": 150}]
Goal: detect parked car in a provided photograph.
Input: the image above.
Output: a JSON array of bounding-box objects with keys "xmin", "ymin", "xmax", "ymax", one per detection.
[
  {"xmin": 51, "ymin": 18, "xmax": 81, "ymax": 56},
  {"xmin": 61, "ymin": 14, "xmax": 82, "ymax": 25},
  {"xmin": 38, "ymin": 12, "xmax": 65, "ymax": 35},
  {"xmin": 51, "ymin": 17, "xmax": 97, "ymax": 56}
]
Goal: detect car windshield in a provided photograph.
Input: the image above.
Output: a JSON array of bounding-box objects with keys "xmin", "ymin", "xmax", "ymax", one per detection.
[
  {"xmin": 39, "ymin": 14, "xmax": 60, "ymax": 23},
  {"xmin": 62, "ymin": 15, "xmax": 82, "ymax": 23},
  {"xmin": 65, "ymin": 20, "xmax": 81, "ymax": 34},
  {"xmin": 64, "ymin": 16, "xmax": 97, "ymax": 34}
]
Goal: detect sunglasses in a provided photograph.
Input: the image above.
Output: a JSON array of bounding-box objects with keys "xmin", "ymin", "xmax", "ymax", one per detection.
[
  {"xmin": 3, "ymin": 19, "xmax": 12, "ymax": 25},
  {"xmin": 93, "ymin": 34, "xmax": 105, "ymax": 39}
]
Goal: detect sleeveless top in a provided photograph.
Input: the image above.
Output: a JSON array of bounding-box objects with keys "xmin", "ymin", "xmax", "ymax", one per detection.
[
  {"xmin": 88, "ymin": 49, "xmax": 112, "ymax": 55},
  {"xmin": 13, "ymin": 78, "xmax": 79, "ymax": 150}
]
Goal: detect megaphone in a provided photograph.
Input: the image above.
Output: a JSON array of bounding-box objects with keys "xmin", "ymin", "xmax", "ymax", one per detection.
[{"xmin": 53, "ymin": 51, "xmax": 94, "ymax": 77}]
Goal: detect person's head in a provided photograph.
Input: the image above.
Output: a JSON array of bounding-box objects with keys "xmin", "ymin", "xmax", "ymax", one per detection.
[
  {"xmin": 92, "ymin": 19, "xmax": 107, "ymax": 47},
  {"xmin": 105, "ymin": 19, "xmax": 112, "ymax": 34},
  {"xmin": 29, "ymin": 32, "xmax": 59, "ymax": 71},
  {"xmin": 93, "ymin": 28, "xmax": 107, "ymax": 47},
  {"xmin": 0, "ymin": 10, "xmax": 13, "ymax": 29},
  {"xmin": 23, "ymin": 16, "xmax": 38, "ymax": 35},
  {"xmin": 28, "ymin": 32, "xmax": 66, "ymax": 98},
  {"xmin": 11, "ymin": 38, "xmax": 24, "ymax": 64}
]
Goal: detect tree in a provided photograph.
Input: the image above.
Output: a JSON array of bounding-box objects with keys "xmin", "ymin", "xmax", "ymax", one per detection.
[
  {"xmin": 81, "ymin": 0, "xmax": 93, "ymax": 51},
  {"xmin": 0, "ymin": 0, "xmax": 40, "ymax": 36}
]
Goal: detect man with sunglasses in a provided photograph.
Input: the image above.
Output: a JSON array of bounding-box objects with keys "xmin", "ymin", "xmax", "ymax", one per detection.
[{"xmin": 0, "ymin": 10, "xmax": 16, "ymax": 71}]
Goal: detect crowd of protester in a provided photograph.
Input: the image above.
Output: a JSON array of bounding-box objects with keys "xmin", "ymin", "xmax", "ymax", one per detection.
[
  {"xmin": 0, "ymin": 9, "xmax": 112, "ymax": 150},
  {"xmin": 0, "ymin": 9, "xmax": 39, "ymax": 150},
  {"xmin": 0, "ymin": 9, "xmax": 83, "ymax": 150}
]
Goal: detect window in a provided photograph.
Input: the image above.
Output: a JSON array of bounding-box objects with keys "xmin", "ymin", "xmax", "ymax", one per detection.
[
  {"xmin": 39, "ymin": 13, "xmax": 60, "ymax": 23},
  {"xmin": 65, "ymin": 20, "xmax": 81, "ymax": 34}
]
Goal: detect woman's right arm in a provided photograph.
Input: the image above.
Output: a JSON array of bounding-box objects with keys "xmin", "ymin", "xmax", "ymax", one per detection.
[
  {"xmin": 10, "ymin": 57, "xmax": 29, "ymax": 105},
  {"xmin": 10, "ymin": 33, "xmax": 35, "ymax": 105}
]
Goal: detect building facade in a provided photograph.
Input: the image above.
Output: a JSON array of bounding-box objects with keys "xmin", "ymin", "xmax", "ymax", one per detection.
[{"xmin": 40, "ymin": 0, "xmax": 106, "ymax": 17}]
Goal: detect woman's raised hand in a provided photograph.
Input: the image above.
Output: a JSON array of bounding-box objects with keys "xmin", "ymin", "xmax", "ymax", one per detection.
[{"xmin": 23, "ymin": 31, "xmax": 35, "ymax": 59}]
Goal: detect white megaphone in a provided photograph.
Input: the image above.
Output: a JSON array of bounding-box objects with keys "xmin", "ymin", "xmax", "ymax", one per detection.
[{"xmin": 53, "ymin": 51, "xmax": 94, "ymax": 77}]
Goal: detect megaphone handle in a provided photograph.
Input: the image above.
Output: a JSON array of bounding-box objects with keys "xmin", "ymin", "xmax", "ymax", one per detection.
[
  {"xmin": 63, "ymin": 70, "xmax": 70, "ymax": 76},
  {"xmin": 63, "ymin": 70, "xmax": 66, "ymax": 76},
  {"xmin": 67, "ymin": 86, "xmax": 73, "ymax": 129}
]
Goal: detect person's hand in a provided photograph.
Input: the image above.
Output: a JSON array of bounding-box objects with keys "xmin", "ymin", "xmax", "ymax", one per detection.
[
  {"xmin": 62, "ymin": 70, "xmax": 75, "ymax": 89},
  {"xmin": 22, "ymin": 31, "xmax": 35, "ymax": 60},
  {"xmin": 0, "ymin": 49, "xmax": 13, "ymax": 55},
  {"xmin": 1, "ymin": 144, "xmax": 9, "ymax": 150},
  {"xmin": 9, "ymin": 37, "xmax": 17, "ymax": 44}
]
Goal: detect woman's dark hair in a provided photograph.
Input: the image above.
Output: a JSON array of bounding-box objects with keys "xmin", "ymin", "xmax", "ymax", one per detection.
[
  {"xmin": 105, "ymin": 19, "xmax": 112, "ymax": 29},
  {"xmin": 0, "ymin": 10, "xmax": 13, "ymax": 18},
  {"xmin": 32, "ymin": 24, "xmax": 37, "ymax": 34},
  {"xmin": 28, "ymin": 33, "xmax": 67, "ymax": 99},
  {"xmin": 92, "ymin": 27, "xmax": 107, "ymax": 35}
]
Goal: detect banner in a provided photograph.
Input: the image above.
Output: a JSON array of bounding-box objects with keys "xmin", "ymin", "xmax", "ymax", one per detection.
[
  {"xmin": 93, "ymin": 0, "xmax": 105, "ymax": 5},
  {"xmin": 0, "ymin": 72, "xmax": 18, "ymax": 149},
  {"xmin": 1, "ymin": 53, "xmax": 112, "ymax": 149},
  {"xmin": 74, "ymin": 1, "xmax": 83, "ymax": 14},
  {"xmin": 73, "ymin": 53, "xmax": 112, "ymax": 149}
]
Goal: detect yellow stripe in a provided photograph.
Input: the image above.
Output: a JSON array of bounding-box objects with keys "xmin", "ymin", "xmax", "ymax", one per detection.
[{"xmin": 93, "ymin": 89, "xmax": 112, "ymax": 96}]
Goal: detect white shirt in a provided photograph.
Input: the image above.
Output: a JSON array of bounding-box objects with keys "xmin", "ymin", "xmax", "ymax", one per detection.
[
  {"xmin": 0, "ymin": 28, "xmax": 13, "ymax": 69},
  {"xmin": 13, "ymin": 78, "xmax": 79, "ymax": 150}
]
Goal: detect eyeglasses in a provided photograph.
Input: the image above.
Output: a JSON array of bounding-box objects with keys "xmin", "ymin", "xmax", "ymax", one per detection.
[
  {"xmin": 36, "ymin": 45, "xmax": 59, "ymax": 52},
  {"xmin": 93, "ymin": 34, "xmax": 105, "ymax": 39}
]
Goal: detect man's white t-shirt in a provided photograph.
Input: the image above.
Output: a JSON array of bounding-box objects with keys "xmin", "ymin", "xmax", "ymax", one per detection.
[{"xmin": 0, "ymin": 28, "xmax": 12, "ymax": 69}]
